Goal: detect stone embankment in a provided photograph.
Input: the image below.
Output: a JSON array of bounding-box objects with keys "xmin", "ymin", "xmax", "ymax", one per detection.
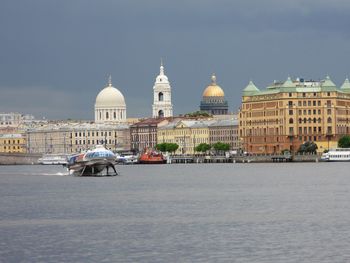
[
  {"xmin": 169, "ymin": 154, "xmax": 320, "ymax": 163},
  {"xmin": 0, "ymin": 153, "xmax": 41, "ymax": 165}
]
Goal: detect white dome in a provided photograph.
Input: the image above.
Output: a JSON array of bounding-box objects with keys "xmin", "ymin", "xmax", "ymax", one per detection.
[{"xmin": 95, "ymin": 84, "xmax": 126, "ymax": 108}]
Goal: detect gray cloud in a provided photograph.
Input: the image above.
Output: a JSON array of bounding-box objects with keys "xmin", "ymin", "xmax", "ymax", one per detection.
[{"xmin": 0, "ymin": 0, "xmax": 350, "ymax": 119}]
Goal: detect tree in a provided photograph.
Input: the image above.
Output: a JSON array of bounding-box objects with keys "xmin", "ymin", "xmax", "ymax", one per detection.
[
  {"xmin": 166, "ymin": 143, "xmax": 179, "ymax": 153},
  {"xmin": 155, "ymin": 143, "xmax": 167, "ymax": 152},
  {"xmin": 212, "ymin": 142, "xmax": 230, "ymax": 154},
  {"xmin": 338, "ymin": 135, "xmax": 350, "ymax": 148},
  {"xmin": 156, "ymin": 143, "xmax": 179, "ymax": 154},
  {"xmin": 297, "ymin": 141, "xmax": 318, "ymax": 154},
  {"xmin": 184, "ymin": 111, "xmax": 211, "ymax": 118},
  {"xmin": 195, "ymin": 143, "xmax": 211, "ymax": 153}
]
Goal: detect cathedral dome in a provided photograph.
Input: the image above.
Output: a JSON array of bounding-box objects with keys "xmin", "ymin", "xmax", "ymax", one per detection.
[
  {"xmin": 202, "ymin": 74, "xmax": 225, "ymax": 97},
  {"xmin": 95, "ymin": 79, "xmax": 126, "ymax": 108}
]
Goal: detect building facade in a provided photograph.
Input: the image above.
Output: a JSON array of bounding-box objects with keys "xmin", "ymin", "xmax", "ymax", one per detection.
[
  {"xmin": 158, "ymin": 119, "xmax": 215, "ymax": 155},
  {"xmin": 209, "ymin": 119, "xmax": 240, "ymax": 152},
  {"xmin": 152, "ymin": 62, "xmax": 173, "ymax": 118},
  {"xmin": 0, "ymin": 134, "xmax": 26, "ymax": 153},
  {"xmin": 26, "ymin": 122, "xmax": 130, "ymax": 154},
  {"xmin": 130, "ymin": 118, "xmax": 169, "ymax": 152},
  {"xmin": 239, "ymin": 76, "xmax": 350, "ymax": 154},
  {"xmin": 95, "ymin": 76, "xmax": 127, "ymax": 123},
  {"xmin": 200, "ymin": 74, "xmax": 228, "ymax": 115}
]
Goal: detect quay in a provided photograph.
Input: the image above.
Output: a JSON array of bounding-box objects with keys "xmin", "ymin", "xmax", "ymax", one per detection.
[{"xmin": 168, "ymin": 154, "xmax": 319, "ymax": 164}]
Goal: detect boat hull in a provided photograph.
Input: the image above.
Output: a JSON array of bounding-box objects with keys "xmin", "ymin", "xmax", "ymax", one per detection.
[{"xmin": 68, "ymin": 159, "xmax": 117, "ymax": 176}]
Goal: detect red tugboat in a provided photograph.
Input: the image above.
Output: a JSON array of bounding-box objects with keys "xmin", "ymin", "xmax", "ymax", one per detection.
[{"xmin": 139, "ymin": 149, "xmax": 167, "ymax": 164}]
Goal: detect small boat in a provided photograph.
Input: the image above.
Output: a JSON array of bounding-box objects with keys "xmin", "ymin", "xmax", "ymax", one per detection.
[
  {"xmin": 139, "ymin": 149, "xmax": 166, "ymax": 164},
  {"xmin": 320, "ymin": 148, "xmax": 350, "ymax": 162},
  {"xmin": 67, "ymin": 145, "xmax": 118, "ymax": 176},
  {"xmin": 115, "ymin": 151, "xmax": 139, "ymax": 164},
  {"xmin": 38, "ymin": 154, "xmax": 68, "ymax": 165}
]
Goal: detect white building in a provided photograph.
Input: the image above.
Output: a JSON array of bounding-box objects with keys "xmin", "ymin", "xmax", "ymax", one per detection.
[
  {"xmin": 152, "ymin": 61, "xmax": 173, "ymax": 118},
  {"xmin": 95, "ymin": 76, "xmax": 126, "ymax": 123}
]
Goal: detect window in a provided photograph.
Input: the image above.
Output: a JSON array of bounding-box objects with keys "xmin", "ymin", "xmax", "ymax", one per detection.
[
  {"xmin": 318, "ymin": 101, "xmax": 321, "ymax": 106},
  {"xmin": 158, "ymin": 92, "xmax": 164, "ymax": 102},
  {"xmin": 327, "ymin": 117, "xmax": 332, "ymax": 123},
  {"xmin": 289, "ymin": 93, "xmax": 292, "ymax": 97},
  {"xmin": 327, "ymin": 92, "xmax": 331, "ymax": 96},
  {"xmin": 313, "ymin": 101, "xmax": 316, "ymax": 106},
  {"xmin": 106, "ymin": 112, "xmax": 109, "ymax": 119},
  {"xmin": 298, "ymin": 101, "xmax": 302, "ymax": 106},
  {"xmin": 303, "ymin": 93, "xmax": 306, "ymax": 97},
  {"xmin": 327, "ymin": 109, "xmax": 331, "ymax": 115},
  {"xmin": 303, "ymin": 101, "xmax": 306, "ymax": 106},
  {"xmin": 308, "ymin": 101, "xmax": 311, "ymax": 106},
  {"xmin": 289, "ymin": 110, "xmax": 293, "ymax": 115},
  {"xmin": 289, "ymin": 118, "xmax": 294, "ymax": 124}
]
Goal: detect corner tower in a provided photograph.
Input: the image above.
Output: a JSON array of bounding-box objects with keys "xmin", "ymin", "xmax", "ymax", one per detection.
[{"xmin": 152, "ymin": 60, "xmax": 173, "ymax": 118}]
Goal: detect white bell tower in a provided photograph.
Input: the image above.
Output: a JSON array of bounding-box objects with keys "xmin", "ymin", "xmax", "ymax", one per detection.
[{"xmin": 152, "ymin": 60, "xmax": 173, "ymax": 118}]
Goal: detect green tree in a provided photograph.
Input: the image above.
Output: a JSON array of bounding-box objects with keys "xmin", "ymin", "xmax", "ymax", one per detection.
[
  {"xmin": 166, "ymin": 143, "xmax": 179, "ymax": 153},
  {"xmin": 195, "ymin": 143, "xmax": 211, "ymax": 153},
  {"xmin": 338, "ymin": 135, "xmax": 350, "ymax": 148},
  {"xmin": 212, "ymin": 142, "xmax": 230, "ymax": 154},
  {"xmin": 297, "ymin": 141, "xmax": 318, "ymax": 154},
  {"xmin": 184, "ymin": 111, "xmax": 211, "ymax": 118},
  {"xmin": 156, "ymin": 143, "xmax": 167, "ymax": 152}
]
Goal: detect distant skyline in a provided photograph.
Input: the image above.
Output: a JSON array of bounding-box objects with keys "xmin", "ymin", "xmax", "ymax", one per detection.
[{"xmin": 1, "ymin": 0, "xmax": 350, "ymax": 119}]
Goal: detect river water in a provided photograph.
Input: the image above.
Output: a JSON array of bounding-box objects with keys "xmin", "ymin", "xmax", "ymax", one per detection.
[{"xmin": 1, "ymin": 163, "xmax": 350, "ymax": 263}]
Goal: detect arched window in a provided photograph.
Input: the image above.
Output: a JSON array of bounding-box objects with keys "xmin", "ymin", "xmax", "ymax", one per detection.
[
  {"xmin": 298, "ymin": 118, "xmax": 302, "ymax": 124},
  {"xmin": 318, "ymin": 118, "xmax": 321, "ymax": 123},
  {"xmin": 304, "ymin": 118, "xmax": 307, "ymax": 123},
  {"xmin": 327, "ymin": 117, "xmax": 332, "ymax": 123},
  {"xmin": 158, "ymin": 110, "xmax": 164, "ymax": 118},
  {"xmin": 106, "ymin": 112, "xmax": 109, "ymax": 119},
  {"xmin": 158, "ymin": 92, "xmax": 164, "ymax": 102},
  {"xmin": 313, "ymin": 118, "xmax": 316, "ymax": 123},
  {"xmin": 289, "ymin": 118, "xmax": 293, "ymax": 124},
  {"xmin": 308, "ymin": 118, "xmax": 312, "ymax": 123},
  {"xmin": 114, "ymin": 111, "xmax": 116, "ymax": 119}
]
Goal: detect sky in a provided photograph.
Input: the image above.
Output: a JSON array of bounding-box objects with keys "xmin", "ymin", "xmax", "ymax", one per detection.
[{"xmin": 1, "ymin": 0, "xmax": 350, "ymax": 120}]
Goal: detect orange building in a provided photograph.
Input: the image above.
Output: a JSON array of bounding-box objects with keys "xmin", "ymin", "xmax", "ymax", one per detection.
[{"xmin": 239, "ymin": 76, "xmax": 350, "ymax": 154}]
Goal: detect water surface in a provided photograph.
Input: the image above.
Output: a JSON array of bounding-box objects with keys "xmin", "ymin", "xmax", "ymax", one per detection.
[{"xmin": 1, "ymin": 163, "xmax": 350, "ymax": 262}]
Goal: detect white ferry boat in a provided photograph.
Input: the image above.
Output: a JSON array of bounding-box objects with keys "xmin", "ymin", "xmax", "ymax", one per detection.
[
  {"xmin": 320, "ymin": 148, "xmax": 350, "ymax": 162},
  {"xmin": 38, "ymin": 154, "xmax": 68, "ymax": 165},
  {"xmin": 67, "ymin": 145, "xmax": 117, "ymax": 176}
]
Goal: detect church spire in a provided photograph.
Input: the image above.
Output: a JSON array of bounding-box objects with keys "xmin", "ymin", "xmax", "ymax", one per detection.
[{"xmin": 160, "ymin": 58, "xmax": 164, "ymax": 75}]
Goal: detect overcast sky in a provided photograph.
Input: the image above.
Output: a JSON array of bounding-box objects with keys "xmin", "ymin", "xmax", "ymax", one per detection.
[{"xmin": 1, "ymin": 0, "xmax": 350, "ymax": 119}]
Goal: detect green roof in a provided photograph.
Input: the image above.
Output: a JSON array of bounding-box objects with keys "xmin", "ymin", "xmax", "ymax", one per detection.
[
  {"xmin": 282, "ymin": 76, "xmax": 294, "ymax": 88},
  {"xmin": 243, "ymin": 76, "xmax": 344, "ymax": 96},
  {"xmin": 243, "ymin": 80, "xmax": 260, "ymax": 96},
  {"xmin": 340, "ymin": 78, "xmax": 350, "ymax": 92}
]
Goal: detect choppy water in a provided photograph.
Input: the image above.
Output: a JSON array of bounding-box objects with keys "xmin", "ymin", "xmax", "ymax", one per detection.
[{"xmin": 1, "ymin": 163, "xmax": 350, "ymax": 263}]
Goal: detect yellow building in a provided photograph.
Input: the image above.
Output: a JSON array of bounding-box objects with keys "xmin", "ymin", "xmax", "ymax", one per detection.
[
  {"xmin": 158, "ymin": 120, "xmax": 215, "ymax": 154},
  {"xmin": 0, "ymin": 134, "xmax": 26, "ymax": 153},
  {"xmin": 239, "ymin": 76, "xmax": 350, "ymax": 154}
]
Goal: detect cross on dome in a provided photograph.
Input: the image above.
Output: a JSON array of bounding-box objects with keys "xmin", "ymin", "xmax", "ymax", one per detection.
[{"xmin": 108, "ymin": 75, "xmax": 112, "ymax": 87}]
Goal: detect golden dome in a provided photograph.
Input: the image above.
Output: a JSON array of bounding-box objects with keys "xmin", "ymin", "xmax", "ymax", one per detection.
[{"xmin": 202, "ymin": 74, "xmax": 225, "ymax": 97}]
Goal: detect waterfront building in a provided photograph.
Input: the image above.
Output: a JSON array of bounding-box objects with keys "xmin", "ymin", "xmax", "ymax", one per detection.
[
  {"xmin": 130, "ymin": 118, "xmax": 170, "ymax": 152},
  {"xmin": 158, "ymin": 119, "xmax": 216, "ymax": 155},
  {"xmin": 0, "ymin": 133, "xmax": 26, "ymax": 153},
  {"xmin": 239, "ymin": 76, "xmax": 350, "ymax": 154},
  {"xmin": 200, "ymin": 74, "xmax": 228, "ymax": 115},
  {"xmin": 26, "ymin": 122, "xmax": 130, "ymax": 154},
  {"xmin": 95, "ymin": 76, "xmax": 126, "ymax": 123},
  {"xmin": 209, "ymin": 119, "xmax": 240, "ymax": 152},
  {"xmin": 0, "ymin": 112, "xmax": 24, "ymax": 127},
  {"xmin": 152, "ymin": 61, "xmax": 173, "ymax": 118}
]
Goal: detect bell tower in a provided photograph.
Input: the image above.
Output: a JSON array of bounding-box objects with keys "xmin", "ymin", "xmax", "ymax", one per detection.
[{"xmin": 152, "ymin": 60, "xmax": 173, "ymax": 118}]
